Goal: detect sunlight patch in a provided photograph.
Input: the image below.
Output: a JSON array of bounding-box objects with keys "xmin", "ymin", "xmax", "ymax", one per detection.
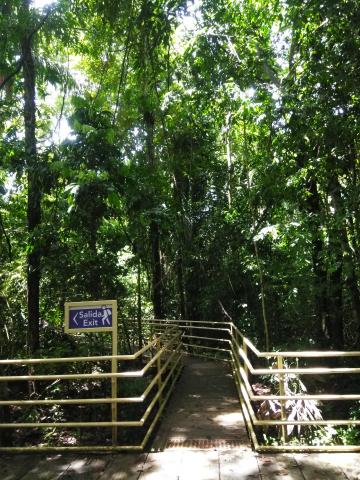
[
  {"xmin": 213, "ymin": 411, "xmax": 244, "ymax": 427},
  {"xmin": 32, "ymin": 0, "xmax": 57, "ymax": 8}
]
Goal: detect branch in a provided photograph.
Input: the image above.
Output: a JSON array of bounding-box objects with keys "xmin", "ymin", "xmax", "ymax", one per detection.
[
  {"xmin": 0, "ymin": 7, "xmax": 54, "ymax": 91},
  {"xmin": 255, "ymin": 45, "xmax": 281, "ymax": 89},
  {"xmin": 0, "ymin": 210, "xmax": 12, "ymax": 260},
  {"xmin": 218, "ymin": 300, "xmax": 233, "ymax": 321},
  {"xmin": 0, "ymin": 60, "xmax": 23, "ymax": 91},
  {"xmin": 113, "ymin": 16, "xmax": 134, "ymax": 124},
  {"xmin": 52, "ymin": 53, "xmax": 70, "ymax": 140},
  {"xmin": 207, "ymin": 32, "xmax": 282, "ymax": 89},
  {"xmin": 28, "ymin": 7, "xmax": 54, "ymax": 43}
]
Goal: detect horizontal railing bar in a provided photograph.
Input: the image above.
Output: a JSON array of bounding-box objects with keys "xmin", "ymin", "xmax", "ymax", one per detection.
[
  {"xmin": 0, "ymin": 332, "xmax": 182, "ymax": 382},
  {"xmin": 153, "ymin": 321, "xmax": 360, "ymax": 452},
  {"xmin": 238, "ymin": 345, "xmax": 255, "ymax": 372},
  {"xmin": 237, "ymin": 345, "xmax": 360, "ymax": 375},
  {"xmin": 182, "ymin": 351, "xmax": 230, "ymax": 363},
  {"xmin": 0, "ymin": 327, "xmax": 180, "ymax": 367},
  {"xmin": 236, "ymin": 359, "xmax": 360, "ymax": 401},
  {"xmin": 257, "ymin": 350, "xmax": 360, "ymax": 358},
  {"xmin": 255, "ymin": 419, "xmax": 360, "ymax": 426},
  {"xmin": 231, "ymin": 325, "xmax": 360, "ymax": 359},
  {"xmin": 141, "ymin": 358, "xmax": 183, "ymax": 448},
  {"xmin": 0, "ymin": 341, "xmax": 183, "ymax": 430},
  {"xmin": 260, "ymin": 351, "xmax": 360, "ymax": 358},
  {"xmin": 140, "ymin": 344, "xmax": 182, "ymax": 403},
  {"xmin": 250, "ymin": 366, "xmax": 360, "ymax": 375},
  {"xmin": 3, "ymin": 317, "xmax": 360, "ymax": 454},
  {"xmin": 182, "ymin": 334, "xmax": 231, "ymax": 343},
  {"xmin": 229, "ymin": 353, "xmax": 259, "ymax": 449},
  {"xmin": 236, "ymin": 328, "xmax": 360, "ymax": 358},
  {"xmin": 236, "ymin": 366, "xmax": 259, "ymax": 427},
  {"xmin": 0, "ymin": 371, "xmax": 142, "ymax": 382},
  {"xmin": 137, "ymin": 337, "xmax": 172, "ymax": 378},
  {"xmin": 139, "ymin": 354, "xmax": 183, "ymax": 425},
  {"xmin": 0, "ymin": 338, "xmax": 159, "ymax": 366},
  {"xmin": 151, "ymin": 324, "xmax": 231, "ymax": 334},
  {"xmin": 258, "ymin": 445, "xmax": 360, "ymax": 452},
  {"xmin": 0, "ymin": 397, "xmax": 142, "ymax": 406},
  {"xmin": 152, "ymin": 319, "xmax": 231, "ymax": 325},
  {"xmin": 163, "ymin": 325, "xmax": 231, "ymax": 333},
  {"xmin": 182, "ymin": 343, "xmax": 230, "ymax": 354},
  {"xmin": 250, "ymin": 394, "xmax": 360, "ymax": 401},
  {"xmin": 0, "ymin": 421, "xmax": 142, "ymax": 428},
  {"xmin": 0, "ymin": 445, "xmax": 144, "ymax": 453}
]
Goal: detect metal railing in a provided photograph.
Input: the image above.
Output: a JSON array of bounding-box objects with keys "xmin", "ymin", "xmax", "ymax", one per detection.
[
  {"xmin": 0, "ymin": 327, "xmax": 183, "ymax": 452},
  {"xmin": 151, "ymin": 319, "xmax": 360, "ymax": 452},
  {"xmin": 2, "ymin": 318, "xmax": 360, "ymax": 453}
]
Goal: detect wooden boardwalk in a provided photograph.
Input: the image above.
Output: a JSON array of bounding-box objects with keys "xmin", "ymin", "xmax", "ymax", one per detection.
[
  {"xmin": 152, "ymin": 358, "xmax": 250, "ymax": 450},
  {"xmin": 1, "ymin": 358, "xmax": 360, "ymax": 479}
]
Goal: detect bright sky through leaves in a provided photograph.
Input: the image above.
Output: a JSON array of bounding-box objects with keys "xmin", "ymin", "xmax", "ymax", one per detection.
[{"xmin": 32, "ymin": 0, "xmax": 56, "ymax": 8}]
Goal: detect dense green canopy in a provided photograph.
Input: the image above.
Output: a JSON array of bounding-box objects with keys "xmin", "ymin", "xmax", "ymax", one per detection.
[{"xmin": 1, "ymin": 0, "xmax": 360, "ymax": 357}]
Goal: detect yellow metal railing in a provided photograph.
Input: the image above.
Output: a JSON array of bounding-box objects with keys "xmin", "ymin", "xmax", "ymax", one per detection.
[
  {"xmin": 3, "ymin": 318, "xmax": 360, "ymax": 453},
  {"xmin": 0, "ymin": 327, "xmax": 183, "ymax": 452},
  {"xmin": 151, "ymin": 319, "xmax": 360, "ymax": 452}
]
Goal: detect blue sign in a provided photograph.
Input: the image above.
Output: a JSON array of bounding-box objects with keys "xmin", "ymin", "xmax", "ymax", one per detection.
[{"xmin": 69, "ymin": 305, "xmax": 113, "ymax": 330}]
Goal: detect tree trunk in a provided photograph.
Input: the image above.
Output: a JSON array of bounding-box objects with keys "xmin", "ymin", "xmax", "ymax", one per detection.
[
  {"xmin": 224, "ymin": 112, "xmax": 232, "ymax": 208},
  {"xmin": 87, "ymin": 225, "xmax": 99, "ymax": 299},
  {"xmin": 137, "ymin": 259, "xmax": 143, "ymax": 349},
  {"xmin": 254, "ymin": 240, "xmax": 270, "ymax": 351},
  {"xmin": 0, "ymin": 380, "xmax": 11, "ymax": 446},
  {"xmin": 22, "ymin": 1, "xmax": 41, "ymax": 355},
  {"xmin": 305, "ymin": 177, "xmax": 329, "ymax": 346},
  {"xmin": 346, "ymin": 267, "xmax": 360, "ymax": 343},
  {"xmin": 172, "ymin": 158, "xmax": 188, "ymax": 320},
  {"xmin": 150, "ymin": 220, "xmax": 163, "ymax": 318},
  {"xmin": 176, "ymin": 255, "xmax": 186, "ymax": 319},
  {"xmin": 144, "ymin": 110, "xmax": 163, "ymax": 319},
  {"xmin": 327, "ymin": 260, "xmax": 343, "ymax": 349}
]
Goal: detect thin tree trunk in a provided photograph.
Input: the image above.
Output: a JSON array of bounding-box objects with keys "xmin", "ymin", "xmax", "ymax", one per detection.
[
  {"xmin": 243, "ymin": 118, "xmax": 270, "ymax": 350},
  {"xmin": 346, "ymin": 267, "xmax": 360, "ymax": 342},
  {"xmin": 87, "ymin": 226, "xmax": 99, "ymax": 299},
  {"xmin": 311, "ymin": 234, "xmax": 328, "ymax": 344},
  {"xmin": 144, "ymin": 110, "xmax": 163, "ymax": 319},
  {"xmin": 326, "ymin": 174, "xmax": 344, "ymax": 349},
  {"xmin": 254, "ymin": 240, "xmax": 270, "ymax": 351},
  {"xmin": 224, "ymin": 112, "xmax": 232, "ymax": 208},
  {"xmin": 305, "ymin": 177, "xmax": 329, "ymax": 346},
  {"xmin": 150, "ymin": 220, "xmax": 163, "ymax": 318},
  {"xmin": 0, "ymin": 380, "xmax": 11, "ymax": 446},
  {"xmin": 137, "ymin": 259, "xmax": 143, "ymax": 349},
  {"xmin": 176, "ymin": 255, "xmax": 186, "ymax": 319},
  {"xmin": 172, "ymin": 156, "xmax": 189, "ymax": 320},
  {"xmin": 327, "ymin": 261, "xmax": 343, "ymax": 349},
  {"xmin": 22, "ymin": 1, "xmax": 41, "ymax": 355}
]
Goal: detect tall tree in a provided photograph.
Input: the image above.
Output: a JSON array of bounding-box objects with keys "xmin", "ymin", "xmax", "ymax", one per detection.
[{"xmin": 22, "ymin": 0, "xmax": 41, "ymax": 354}]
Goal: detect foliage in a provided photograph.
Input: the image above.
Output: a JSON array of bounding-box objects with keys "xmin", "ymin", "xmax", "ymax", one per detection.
[
  {"xmin": 0, "ymin": 0, "xmax": 360, "ymax": 447},
  {"xmin": 257, "ymin": 362, "xmax": 323, "ymax": 442},
  {"xmin": 337, "ymin": 402, "xmax": 360, "ymax": 446}
]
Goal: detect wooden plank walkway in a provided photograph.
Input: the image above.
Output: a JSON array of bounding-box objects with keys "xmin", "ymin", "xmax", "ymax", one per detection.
[
  {"xmin": 1, "ymin": 450, "xmax": 360, "ymax": 479},
  {"xmin": 152, "ymin": 358, "xmax": 250, "ymax": 450},
  {"xmin": 1, "ymin": 358, "xmax": 360, "ymax": 479}
]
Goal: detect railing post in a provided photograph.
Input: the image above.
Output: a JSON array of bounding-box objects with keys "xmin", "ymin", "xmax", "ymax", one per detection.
[
  {"xmin": 189, "ymin": 320, "xmax": 192, "ymax": 348},
  {"xmin": 111, "ymin": 314, "xmax": 118, "ymax": 445},
  {"xmin": 157, "ymin": 338, "xmax": 163, "ymax": 406},
  {"xmin": 277, "ymin": 355, "xmax": 287, "ymax": 444},
  {"xmin": 243, "ymin": 338, "xmax": 248, "ymax": 380},
  {"xmin": 229, "ymin": 323, "xmax": 233, "ymax": 362}
]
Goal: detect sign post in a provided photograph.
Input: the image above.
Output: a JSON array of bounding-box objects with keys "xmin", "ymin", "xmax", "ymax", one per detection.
[{"xmin": 64, "ymin": 300, "xmax": 118, "ymax": 444}]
